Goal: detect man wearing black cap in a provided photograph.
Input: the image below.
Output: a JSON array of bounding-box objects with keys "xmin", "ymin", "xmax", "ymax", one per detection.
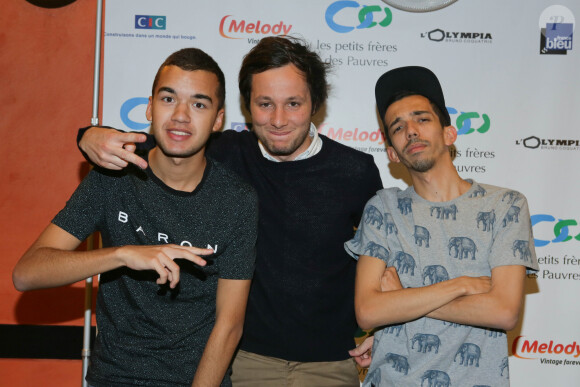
[{"xmin": 345, "ymin": 66, "xmax": 538, "ymax": 386}]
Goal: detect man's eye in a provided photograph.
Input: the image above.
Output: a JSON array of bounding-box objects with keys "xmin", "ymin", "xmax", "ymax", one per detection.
[
  {"xmin": 161, "ymin": 96, "xmax": 174, "ymax": 103},
  {"xmin": 289, "ymin": 101, "xmax": 300, "ymax": 107},
  {"xmin": 193, "ymin": 102, "xmax": 206, "ymax": 109}
]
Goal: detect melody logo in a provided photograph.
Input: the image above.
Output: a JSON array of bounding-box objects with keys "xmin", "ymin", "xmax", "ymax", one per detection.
[
  {"xmin": 513, "ymin": 336, "xmax": 580, "ymax": 359},
  {"xmin": 219, "ymin": 16, "xmax": 292, "ymax": 39}
]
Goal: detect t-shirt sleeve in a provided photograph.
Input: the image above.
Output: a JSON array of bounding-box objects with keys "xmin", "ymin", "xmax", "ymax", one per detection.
[
  {"xmin": 52, "ymin": 169, "xmax": 106, "ymax": 241},
  {"xmin": 345, "ymin": 194, "xmax": 391, "ymax": 264},
  {"xmin": 489, "ymin": 192, "xmax": 539, "ymax": 273},
  {"xmin": 216, "ymin": 185, "xmax": 259, "ymax": 280}
]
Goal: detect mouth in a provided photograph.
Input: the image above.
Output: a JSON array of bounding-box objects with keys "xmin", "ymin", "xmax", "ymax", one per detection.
[
  {"xmin": 167, "ymin": 129, "xmax": 192, "ymax": 140},
  {"xmin": 268, "ymin": 129, "xmax": 292, "ymax": 137},
  {"xmin": 405, "ymin": 141, "xmax": 428, "ymax": 155}
]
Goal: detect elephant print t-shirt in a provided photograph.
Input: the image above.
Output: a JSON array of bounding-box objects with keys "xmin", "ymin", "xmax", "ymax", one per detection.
[{"xmin": 345, "ymin": 180, "xmax": 539, "ymax": 387}]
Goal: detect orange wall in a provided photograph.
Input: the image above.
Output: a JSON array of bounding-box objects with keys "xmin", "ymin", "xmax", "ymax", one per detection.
[{"xmin": 0, "ymin": 1, "xmax": 99, "ymax": 384}]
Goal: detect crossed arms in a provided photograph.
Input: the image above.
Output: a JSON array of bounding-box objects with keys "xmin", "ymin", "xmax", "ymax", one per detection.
[{"xmin": 355, "ymin": 255, "xmax": 526, "ymax": 331}]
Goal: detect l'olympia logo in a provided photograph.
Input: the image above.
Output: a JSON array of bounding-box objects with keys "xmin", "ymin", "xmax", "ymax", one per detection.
[
  {"xmin": 219, "ymin": 16, "xmax": 292, "ymax": 39},
  {"xmin": 325, "ymin": 1, "xmax": 392, "ymax": 33},
  {"xmin": 513, "ymin": 336, "xmax": 580, "ymax": 360},
  {"xmin": 539, "ymin": 5, "xmax": 574, "ymax": 55},
  {"xmin": 515, "ymin": 136, "xmax": 580, "ymax": 151},
  {"xmin": 421, "ymin": 28, "xmax": 492, "ymax": 44},
  {"xmin": 135, "ymin": 15, "xmax": 166, "ymax": 30}
]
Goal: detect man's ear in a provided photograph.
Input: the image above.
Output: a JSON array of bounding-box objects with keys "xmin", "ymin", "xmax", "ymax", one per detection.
[
  {"xmin": 145, "ymin": 96, "xmax": 153, "ymax": 121},
  {"xmin": 386, "ymin": 146, "xmax": 401, "ymax": 163},
  {"xmin": 443, "ymin": 125, "xmax": 457, "ymax": 146},
  {"xmin": 212, "ymin": 109, "xmax": 225, "ymax": 132}
]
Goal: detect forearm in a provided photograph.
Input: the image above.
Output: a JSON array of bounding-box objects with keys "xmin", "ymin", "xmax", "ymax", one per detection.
[
  {"xmin": 356, "ymin": 278, "xmax": 468, "ymax": 329},
  {"xmin": 13, "ymin": 244, "xmax": 124, "ymax": 291},
  {"xmin": 427, "ymin": 266, "xmax": 526, "ymax": 330},
  {"xmin": 192, "ymin": 320, "xmax": 243, "ymax": 387},
  {"xmin": 427, "ymin": 293, "xmax": 517, "ymax": 330}
]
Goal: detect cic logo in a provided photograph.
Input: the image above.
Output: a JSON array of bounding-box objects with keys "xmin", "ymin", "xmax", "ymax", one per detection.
[
  {"xmin": 325, "ymin": 1, "xmax": 392, "ymax": 33},
  {"xmin": 135, "ymin": 15, "xmax": 166, "ymax": 30}
]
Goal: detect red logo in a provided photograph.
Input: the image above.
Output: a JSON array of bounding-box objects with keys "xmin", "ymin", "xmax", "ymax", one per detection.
[
  {"xmin": 513, "ymin": 335, "xmax": 580, "ymax": 360},
  {"xmin": 219, "ymin": 15, "xmax": 292, "ymax": 39}
]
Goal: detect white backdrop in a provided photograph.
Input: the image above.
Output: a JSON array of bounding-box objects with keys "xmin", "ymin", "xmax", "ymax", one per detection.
[{"xmin": 102, "ymin": 1, "xmax": 580, "ymax": 385}]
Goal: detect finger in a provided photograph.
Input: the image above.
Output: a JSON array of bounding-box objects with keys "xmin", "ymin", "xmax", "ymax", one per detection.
[
  {"xmin": 124, "ymin": 143, "xmax": 137, "ymax": 153},
  {"xmin": 160, "ymin": 256, "xmax": 181, "ymax": 288},
  {"xmin": 178, "ymin": 253, "xmax": 207, "ymax": 267},
  {"xmin": 117, "ymin": 132, "xmax": 148, "ymax": 144},
  {"xmin": 103, "ymin": 155, "xmax": 130, "ymax": 169},
  {"xmin": 105, "ymin": 147, "xmax": 146, "ymax": 170},
  {"xmin": 119, "ymin": 150, "xmax": 148, "ymax": 170},
  {"xmin": 101, "ymin": 161, "xmax": 125, "ymax": 171},
  {"xmin": 181, "ymin": 246, "xmax": 215, "ymax": 256},
  {"xmin": 152, "ymin": 260, "xmax": 169, "ymax": 285}
]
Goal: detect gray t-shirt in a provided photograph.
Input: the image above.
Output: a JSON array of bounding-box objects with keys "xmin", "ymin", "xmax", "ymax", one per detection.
[
  {"xmin": 53, "ymin": 157, "xmax": 258, "ymax": 387},
  {"xmin": 345, "ymin": 180, "xmax": 538, "ymax": 387}
]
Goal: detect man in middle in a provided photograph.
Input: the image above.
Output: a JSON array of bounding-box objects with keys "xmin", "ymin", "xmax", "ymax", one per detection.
[{"xmin": 78, "ymin": 36, "xmax": 383, "ymax": 386}]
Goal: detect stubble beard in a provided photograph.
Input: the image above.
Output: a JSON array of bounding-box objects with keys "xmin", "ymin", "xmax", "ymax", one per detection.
[
  {"xmin": 402, "ymin": 139, "xmax": 436, "ymax": 173},
  {"xmin": 257, "ymin": 126, "xmax": 311, "ymax": 158}
]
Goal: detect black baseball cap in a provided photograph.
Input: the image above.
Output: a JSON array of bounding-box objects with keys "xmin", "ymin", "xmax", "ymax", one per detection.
[{"xmin": 375, "ymin": 66, "xmax": 451, "ymax": 127}]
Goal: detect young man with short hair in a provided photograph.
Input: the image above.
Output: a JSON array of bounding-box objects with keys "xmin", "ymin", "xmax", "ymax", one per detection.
[
  {"xmin": 345, "ymin": 66, "xmax": 538, "ymax": 387},
  {"xmin": 13, "ymin": 48, "xmax": 258, "ymax": 387}
]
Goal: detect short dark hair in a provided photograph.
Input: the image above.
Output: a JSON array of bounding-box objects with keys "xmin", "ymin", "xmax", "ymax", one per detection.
[
  {"xmin": 238, "ymin": 36, "xmax": 330, "ymax": 115},
  {"xmin": 382, "ymin": 91, "xmax": 451, "ymax": 146},
  {"xmin": 151, "ymin": 48, "xmax": 226, "ymax": 110}
]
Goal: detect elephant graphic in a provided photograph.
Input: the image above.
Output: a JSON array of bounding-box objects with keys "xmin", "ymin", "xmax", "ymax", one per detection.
[
  {"xmin": 390, "ymin": 251, "xmax": 416, "ymax": 276},
  {"xmin": 454, "ymin": 343, "xmax": 481, "ymax": 367},
  {"xmin": 430, "ymin": 205, "xmax": 458, "ymax": 220},
  {"xmin": 441, "ymin": 204, "xmax": 458, "ymax": 220},
  {"xmin": 423, "ymin": 265, "xmax": 449, "ymax": 285},
  {"xmin": 483, "ymin": 328, "xmax": 503, "ymax": 338},
  {"xmin": 366, "ymin": 367, "xmax": 381, "ymax": 387},
  {"xmin": 384, "ymin": 212, "xmax": 398, "ymax": 235},
  {"xmin": 414, "ymin": 225, "xmax": 431, "ymax": 247},
  {"xmin": 385, "ymin": 353, "xmax": 410, "ymax": 375},
  {"xmin": 420, "ymin": 370, "xmax": 450, "ymax": 387},
  {"xmin": 469, "ymin": 185, "xmax": 487, "ymax": 198},
  {"xmin": 502, "ymin": 190, "xmax": 521, "ymax": 203},
  {"xmin": 411, "ymin": 333, "xmax": 441, "ymax": 354},
  {"xmin": 398, "ymin": 197, "xmax": 413, "ymax": 215},
  {"xmin": 502, "ymin": 205, "xmax": 520, "ymax": 227},
  {"xmin": 512, "ymin": 240, "xmax": 531, "ymax": 261},
  {"xmin": 364, "ymin": 241, "xmax": 389, "ymax": 261},
  {"xmin": 385, "ymin": 324, "xmax": 403, "ymax": 337},
  {"xmin": 500, "ymin": 356, "xmax": 509, "ymax": 378},
  {"xmin": 476, "ymin": 210, "xmax": 495, "ymax": 232},
  {"xmin": 448, "ymin": 237, "xmax": 477, "ymax": 260},
  {"xmin": 430, "ymin": 206, "xmax": 442, "ymax": 218},
  {"xmin": 364, "ymin": 205, "xmax": 383, "ymax": 229}
]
